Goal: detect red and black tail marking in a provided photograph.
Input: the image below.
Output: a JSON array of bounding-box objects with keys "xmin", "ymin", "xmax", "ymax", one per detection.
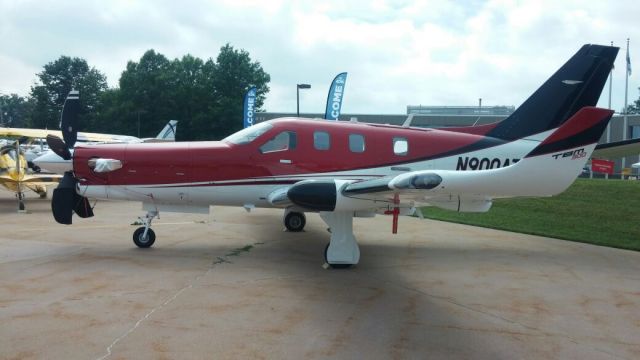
[{"xmin": 526, "ymin": 107, "xmax": 613, "ymax": 157}]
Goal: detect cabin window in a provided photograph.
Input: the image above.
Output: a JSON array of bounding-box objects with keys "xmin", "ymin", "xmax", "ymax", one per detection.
[
  {"xmin": 349, "ymin": 134, "xmax": 365, "ymax": 153},
  {"xmin": 314, "ymin": 131, "xmax": 330, "ymax": 150},
  {"xmin": 259, "ymin": 131, "xmax": 297, "ymax": 153},
  {"xmin": 393, "ymin": 137, "xmax": 408, "ymax": 156}
]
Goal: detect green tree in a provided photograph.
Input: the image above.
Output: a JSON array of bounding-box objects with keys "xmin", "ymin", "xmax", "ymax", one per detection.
[
  {"xmin": 29, "ymin": 56, "xmax": 108, "ymax": 130},
  {"xmin": 626, "ymin": 87, "xmax": 640, "ymax": 114},
  {"xmin": 164, "ymin": 55, "xmax": 217, "ymax": 140},
  {"xmin": 118, "ymin": 50, "xmax": 174, "ymax": 137},
  {"xmin": 117, "ymin": 45, "xmax": 270, "ymax": 140},
  {"xmin": 210, "ymin": 44, "xmax": 270, "ymax": 139},
  {"xmin": 0, "ymin": 93, "xmax": 33, "ymax": 128}
]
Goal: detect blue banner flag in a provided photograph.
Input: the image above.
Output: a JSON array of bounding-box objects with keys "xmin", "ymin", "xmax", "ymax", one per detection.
[
  {"xmin": 324, "ymin": 72, "xmax": 348, "ymax": 120},
  {"xmin": 243, "ymin": 87, "xmax": 257, "ymax": 128}
]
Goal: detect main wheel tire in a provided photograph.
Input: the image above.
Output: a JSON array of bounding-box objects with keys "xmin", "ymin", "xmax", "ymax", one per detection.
[
  {"xmin": 284, "ymin": 212, "xmax": 306, "ymax": 232},
  {"xmin": 133, "ymin": 227, "xmax": 156, "ymax": 248},
  {"xmin": 323, "ymin": 243, "xmax": 353, "ymax": 269}
]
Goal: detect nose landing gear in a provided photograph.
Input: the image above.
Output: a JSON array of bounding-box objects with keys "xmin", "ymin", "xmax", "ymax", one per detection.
[{"xmin": 133, "ymin": 210, "xmax": 158, "ymax": 248}]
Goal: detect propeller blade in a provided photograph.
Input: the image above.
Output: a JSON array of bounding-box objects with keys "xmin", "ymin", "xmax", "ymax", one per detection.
[
  {"xmin": 46, "ymin": 134, "xmax": 72, "ymax": 160},
  {"xmin": 51, "ymin": 171, "xmax": 94, "ymax": 224},
  {"xmin": 73, "ymin": 193, "xmax": 94, "ymax": 218},
  {"xmin": 60, "ymin": 90, "xmax": 79, "ymax": 149},
  {"xmin": 51, "ymin": 172, "xmax": 76, "ymax": 224}
]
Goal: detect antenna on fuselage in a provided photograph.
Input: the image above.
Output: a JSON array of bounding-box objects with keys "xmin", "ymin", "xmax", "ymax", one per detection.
[{"xmin": 402, "ymin": 114, "xmax": 415, "ymax": 128}]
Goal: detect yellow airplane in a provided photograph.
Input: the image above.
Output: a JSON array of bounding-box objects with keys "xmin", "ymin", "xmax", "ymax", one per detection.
[{"xmin": 0, "ymin": 141, "xmax": 61, "ymax": 211}]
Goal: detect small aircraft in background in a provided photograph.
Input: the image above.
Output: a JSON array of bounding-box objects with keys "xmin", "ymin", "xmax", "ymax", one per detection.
[
  {"xmin": 0, "ymin": 141, "xmax": 61, "ymax": 211},
  {"xmin": 45, "ymin": 44, "xmax": 618, "ymax": 268},
  {"xmin": 28, "ymin": 92, "xmax": 177, "ymax": 174}
]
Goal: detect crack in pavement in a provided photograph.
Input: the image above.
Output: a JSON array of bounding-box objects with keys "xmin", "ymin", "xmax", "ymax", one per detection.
[{"xmin": 94, "ymin": 241, "xmax": 265, "ymax": 360}]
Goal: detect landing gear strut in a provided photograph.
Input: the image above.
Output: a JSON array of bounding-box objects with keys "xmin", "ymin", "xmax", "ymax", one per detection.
[
  {"xmin": 284, "ymin": 210, "xmax": 306, "ymax": 232},
  {"xmin": 16, "ymin": 191, "xmax": 26, "ymax": 212},
  {"xmin": 133, "ymin": 210, "xmax": 158, "ymax": 248},
  {"xmin": 320, "ymin": 211, "xmax": 359, "ymax": 268}
]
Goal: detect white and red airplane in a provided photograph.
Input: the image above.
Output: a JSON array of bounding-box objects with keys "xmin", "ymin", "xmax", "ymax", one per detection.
[{"xmin": 44, "ymin": 44, "xmax": 617, "ymax": 268}]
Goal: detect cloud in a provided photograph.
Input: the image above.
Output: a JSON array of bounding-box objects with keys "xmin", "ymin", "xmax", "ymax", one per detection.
[{"xmin": 0, "ymin": 0, "xmax": 638, "ymax": 114}]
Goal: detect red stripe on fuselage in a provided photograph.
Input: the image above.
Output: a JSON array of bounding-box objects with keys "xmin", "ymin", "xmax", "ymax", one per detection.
[{"xmin": 74, "ymin": 118, "xmax": 493, "ymax": 186}]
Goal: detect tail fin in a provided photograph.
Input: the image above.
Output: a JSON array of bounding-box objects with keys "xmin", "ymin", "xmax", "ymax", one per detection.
[
  {"xmin": 447, "ymin": 44, "xmax": 618, "ymax": 140},
  {"xmin": 156, "ymin": 120, "xmax": 178, "ymax": 141},
  {"xmin": 490, "ymin": 45, "xmax": 617, "ymax": 140}
]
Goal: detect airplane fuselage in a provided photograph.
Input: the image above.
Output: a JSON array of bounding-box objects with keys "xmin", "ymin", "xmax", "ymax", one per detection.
[{"xmin": 73, "ymin": 118, "xmax": 547, "ymax": 212}]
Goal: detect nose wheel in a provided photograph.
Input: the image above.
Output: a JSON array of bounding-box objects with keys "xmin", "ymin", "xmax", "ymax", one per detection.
[
  {"xmin": 133, "ymin": 227, "xmax": 156, "ymax": 248},
  {"xmin": 133, "ymin": 210, "xmax": 158, "ymax": 248}
]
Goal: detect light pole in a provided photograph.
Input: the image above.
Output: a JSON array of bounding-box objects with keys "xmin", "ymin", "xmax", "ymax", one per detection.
[
  {"xmin": 136, "ymin": 109, "xmax": 147, "ymax": 137},
  {"xmin": 296, "ymin": 84, "xmax": 311, "ymax": 117}
]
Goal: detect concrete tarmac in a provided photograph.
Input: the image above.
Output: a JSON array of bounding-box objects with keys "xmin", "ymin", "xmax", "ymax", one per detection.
[{"xmin": 0, "ymin": 191, "xmax": 639, "ymax": 359}]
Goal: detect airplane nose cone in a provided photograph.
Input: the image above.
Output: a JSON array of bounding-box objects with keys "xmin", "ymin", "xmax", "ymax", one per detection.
[{"xmin": 33, "ymin": 150, "xmax": 73, "ymax": 174}]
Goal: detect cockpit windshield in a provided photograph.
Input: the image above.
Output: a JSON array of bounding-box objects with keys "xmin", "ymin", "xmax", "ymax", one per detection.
[{"xmin": 223, "ymin": 122, "xmax": 273, "ymax": 145}]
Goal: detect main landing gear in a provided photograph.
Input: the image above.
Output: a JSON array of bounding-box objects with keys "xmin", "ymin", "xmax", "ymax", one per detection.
[
  {"xmin": 283, "ymin": 210, "xmax": 306, "ymax": 232},
  {"xmin": 320, "ymin": 211, "xmax": 359, "ymax": 269},
  {"xmin": 16, "ymin": 191, "xmax": 26, "ymax": 213},
  {"xmin": 133, "ymin": 210, "xmax": 158, "ymax": 248}
]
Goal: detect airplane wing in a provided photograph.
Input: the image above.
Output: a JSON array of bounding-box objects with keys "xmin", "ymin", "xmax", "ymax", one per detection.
[
  {"xmin": 2, "ymin": 121, "xmax": 175, "ymax": 145},
  {"xmin": 0, "ymin": 128, "xmax": 61, "ymax": 139},
  {"xmin": 0, "ymin": 127, "xmax": 138, "ymax": 144},
  {"xmin": 0, "ymin": 174, "xmax": 60, "ymax": 195},
  {"xmin": 593, "ymin": 138, "xmax": 640, "ymax": 159},
  {"xmin": 21, "ymin": 174, "xmax": 62, "ymax": 184},
  {"xmin": 0, "ymin": 174, "xmax": 62, "ymax": 185},
  {"xmin": 76, "ymin": 132, "xmax": 140, "ymax": 143},
  {"xmin": 339, "ymin": 172, "xmax": 497, "ymax": 213}
]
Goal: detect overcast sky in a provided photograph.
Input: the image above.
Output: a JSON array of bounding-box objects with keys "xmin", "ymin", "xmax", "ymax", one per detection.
[{"xmin": 1, "ymin": 0, "xmax": 638, "ymax": 115}]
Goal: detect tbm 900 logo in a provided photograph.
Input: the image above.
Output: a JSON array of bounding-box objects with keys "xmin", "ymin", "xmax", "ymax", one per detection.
[{"xmin": 551, "ymin": 148, "xmax": 585, "ymax": 160}]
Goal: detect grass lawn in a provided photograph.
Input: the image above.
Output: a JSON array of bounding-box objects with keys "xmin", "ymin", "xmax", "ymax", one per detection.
[{"xmin": 422, "ymin": 179, "xmax": 640, "ymax": 251}]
